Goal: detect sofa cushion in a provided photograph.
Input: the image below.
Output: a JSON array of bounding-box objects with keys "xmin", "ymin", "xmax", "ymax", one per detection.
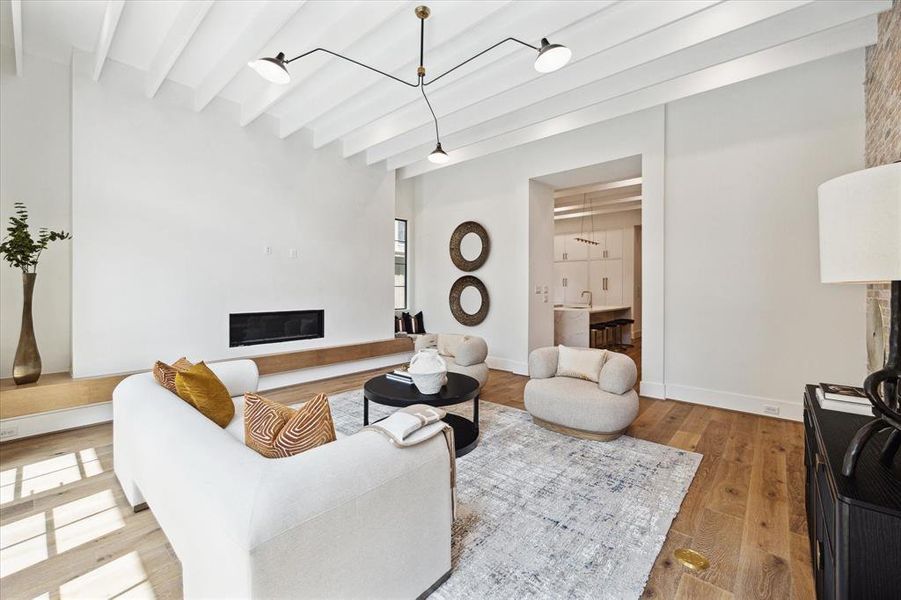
[
  {"xmin": 528, "ymin": 347, "xmax": 559, "ymax": 379},
  {"xmin": 244, "ymin": 393, "xmax": 337, "ymax": 458},
  {"xmin": 453, "ymin": 336, "xmax": 488, "ymax": 366},
  {"xmin": 524, "ymin": 377, "xmax": 639, "ymax": 434},
  {"xmin": 445, "ymin": 359, "xmax": 489, "ymax": 388},
  {"xmin": 599, "ymin": 352, "xmax": 638, "ymax": 395},
  {"xmin": 438, "ymin": 334, "xmax": 466, "ymax": 357},
  {"xmin": 555, "ymin": 346, "xmax": 606, "ymax": 383},
  {"xmin": 152, "ymin": 357, "xmax": 194, "ymax": 393},
  {"xmin": 174, "ymin": 362, "xmax": 235, "ymax": 427}
]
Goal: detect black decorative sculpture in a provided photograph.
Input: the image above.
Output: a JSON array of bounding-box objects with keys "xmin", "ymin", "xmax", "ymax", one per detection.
[{"xmin": 842, "ymin": 280, "xmax": 901, "ymax": 476}]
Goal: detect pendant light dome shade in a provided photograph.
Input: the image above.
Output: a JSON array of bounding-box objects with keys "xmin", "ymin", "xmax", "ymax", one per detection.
[
  {"xmin": 534, "ymin": 38, "xmax": 571, "ymax": 73},
  {"xmin": 428, "ymin": 143, "xmax": 449, "ymax": 164},
  {"xmin": 248, "ymin": 52, "xmax": 290, "ymax": 84}
]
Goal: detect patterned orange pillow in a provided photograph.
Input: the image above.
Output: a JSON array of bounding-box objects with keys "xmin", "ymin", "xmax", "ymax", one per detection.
[
  {"xmin": 244, "ymin": 393, "xmax": 337, "ymax": 458},
  {"xmin": 152, "ymin": 357, "xmax": 194, "ymax": 393}
]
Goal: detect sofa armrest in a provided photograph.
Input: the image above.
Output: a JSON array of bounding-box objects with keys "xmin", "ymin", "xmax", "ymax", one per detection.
[
  {"xmin": 528, "ymin": 347, "xmax": 559, "ymax": 379},
  {"xmin": 414, "ymin": 333, "xmax": 439, "ymax": 352},
  {"xmin": 454, "ymin": 337, "xmax": 488, "ymax": 366},
  {"xmin": 247, "ymin": 430, "xmax": 453, "ymax": 598},
  {"xmin": 598, "ymin": 352, "xmax": 637, "ymax": 394}
]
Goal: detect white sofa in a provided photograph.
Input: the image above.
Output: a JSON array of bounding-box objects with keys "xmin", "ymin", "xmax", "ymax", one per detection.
[
  {"xmin": 114, "ymin": 359, "xmax": 453, "ymax": 599},
  {"xmin": 413, "ymin": 333, "xmax": 489, "ymax": 387}
]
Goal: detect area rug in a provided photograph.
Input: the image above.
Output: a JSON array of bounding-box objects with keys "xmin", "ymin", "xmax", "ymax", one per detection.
[{"xmin": 328, "ymin": 390, "xmax": 701, "ymax": 599}]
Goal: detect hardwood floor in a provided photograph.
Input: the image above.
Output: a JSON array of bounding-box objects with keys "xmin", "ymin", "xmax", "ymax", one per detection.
[{"xmin": 0, "ymin": 344, "xmax": 812, "ymax": 599}]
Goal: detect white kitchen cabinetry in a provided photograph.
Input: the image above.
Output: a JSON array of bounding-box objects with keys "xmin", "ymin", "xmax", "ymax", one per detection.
[
  {"xmin": 554, "ymin": 233, "xmax": 593, "ymax": 261},
  {"xmin": 589, "ymin": 260, "xmax": 623, "ymax": 305},
  {"xmin": 588, "ymin": 229, "xmax": 623, "ymax": 260},
  {"xmin": 554, "ymin": 261, "xmax": 589, "ymax": 305}
]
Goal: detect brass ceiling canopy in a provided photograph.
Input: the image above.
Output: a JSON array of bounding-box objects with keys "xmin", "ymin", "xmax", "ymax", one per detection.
[
  {"xmin": 673, "ymin": 548, "xmax": 710, "ymax": 571},
  {"xmin": 415, "ymin": 6, "xmax": 431, "ymax": 20}
]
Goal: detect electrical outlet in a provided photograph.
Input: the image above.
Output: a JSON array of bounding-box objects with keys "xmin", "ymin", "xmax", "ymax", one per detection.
[
  {"xmin": 288, "ymin": 248, "xmax": 298, "ymax": 258},
  {"xmin": 763, "ymin": 405, "xmax": 780, "ymax": 416},
  {"xmin": 264, "ymin": 246, "xmax": 272, "ymax": 256},
  {"xmin": 0, "ymin": 425, "xmax": 19, "ymax": 440},
  {"xmin": 535, "ymin": 286, "xmax": 541, "ymax": 294}
]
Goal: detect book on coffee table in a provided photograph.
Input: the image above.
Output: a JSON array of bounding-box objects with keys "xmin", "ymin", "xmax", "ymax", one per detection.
[
  {"xmin": 818, "ymin": 383, "xmax": 869, "ymax": 405},
  {"xmin": 816, "ymin": 385, "xmax": 873, "ymax": 416}
]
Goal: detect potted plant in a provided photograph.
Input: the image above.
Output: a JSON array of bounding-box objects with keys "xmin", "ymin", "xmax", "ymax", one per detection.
[{"xmin": 0, "ymin": 203, "xmax": 71, "ymax": 384}]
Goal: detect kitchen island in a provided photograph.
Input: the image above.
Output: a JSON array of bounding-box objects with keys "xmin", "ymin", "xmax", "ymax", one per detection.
[{"xmin": 554, "ymin": 305, "xmax": 632, "ymax": 348}]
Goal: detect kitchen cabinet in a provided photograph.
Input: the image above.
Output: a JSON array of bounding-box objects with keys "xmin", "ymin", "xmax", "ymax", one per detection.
[
  {"xmin": 589, "ymin": 259, "xmax": 623, "ymax": 305},
  {"xmin": 554, "ymin": 261, "xmax": 589, "ymax": 305},
  {"xmin": 588, "ymin": 229, "xmax": 623, "ymax": 260}
]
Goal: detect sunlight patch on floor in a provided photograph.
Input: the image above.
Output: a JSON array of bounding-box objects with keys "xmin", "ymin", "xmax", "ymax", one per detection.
[
  {"xmin": 1, "ymin": 448, "xmax": 107, "ymax": 505},
  {"xmin": 59, "ymin": 551, "xmax": 154, "ymax": 600}
]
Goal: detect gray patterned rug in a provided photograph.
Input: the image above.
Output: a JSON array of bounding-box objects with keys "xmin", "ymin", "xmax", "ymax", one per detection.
[{"xmin": 328, "ymin": 390, "xmax": 701, "ymax": 600}]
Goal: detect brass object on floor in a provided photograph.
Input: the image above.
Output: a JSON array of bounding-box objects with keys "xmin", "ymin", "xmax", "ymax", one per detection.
[{"xmin": 674, "ymin": 548, "xmax": 710, "ymax": 571}]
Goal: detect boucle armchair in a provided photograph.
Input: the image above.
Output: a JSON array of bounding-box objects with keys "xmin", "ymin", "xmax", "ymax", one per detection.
[
  {"xmin": 414, "ymin": 333, "xmax": 489, "ymax": 388},
  {"xmin": 524, "ymin": 347, "xmax": 639, "ymax": 441}
]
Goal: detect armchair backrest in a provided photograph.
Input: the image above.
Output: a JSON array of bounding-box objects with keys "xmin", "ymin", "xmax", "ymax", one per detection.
[{"xmin": 528, "ymin": 347, "xmax": 637, "ymax": 395}]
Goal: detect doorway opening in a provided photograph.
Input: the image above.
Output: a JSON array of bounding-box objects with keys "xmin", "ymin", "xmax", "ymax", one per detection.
[{"xmin": 530, "ymin": 155, "xmax": 643, "ymax": 379}]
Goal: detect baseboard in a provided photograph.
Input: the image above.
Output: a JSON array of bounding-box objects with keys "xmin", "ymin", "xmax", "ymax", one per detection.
[
  {"xmin": 0, "ymin": 352, "xmax": 415, "ymax": 442},
  {"xmin": 0, "ymin": 401, "xmax": 113, "ymax": 442},
  {"xmin": 640, "ymin": 381, "xmax": 666, "ymax": 399},
  {"xmin": 486, "ymin": 356, "xmax": 528, "ymax": 376},
  {"xmin": 665, "ymin": 383, "xmax": 803, "ymax": 422}
]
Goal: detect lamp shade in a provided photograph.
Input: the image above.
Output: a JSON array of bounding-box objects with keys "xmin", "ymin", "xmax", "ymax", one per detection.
[{"xmin": 817, "ymin": 163, "xmax": 901, "ymax": 284}]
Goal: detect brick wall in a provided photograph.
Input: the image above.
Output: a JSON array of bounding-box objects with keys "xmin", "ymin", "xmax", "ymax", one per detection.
[{"xmin": 864, "ymin": 0, "xmax": 900, "ymax": 370}]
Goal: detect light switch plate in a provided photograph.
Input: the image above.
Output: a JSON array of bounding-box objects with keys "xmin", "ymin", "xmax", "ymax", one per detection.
[
  {"xmin": 264, "ymin": 246, "xmax": 272, "ymax": 256},
  {"xmin": 288, "ymin": 249, "xmax": 298, "ymax": 258}
]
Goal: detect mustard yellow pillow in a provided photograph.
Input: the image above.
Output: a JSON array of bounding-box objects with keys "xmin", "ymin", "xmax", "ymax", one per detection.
[
  {"xmin": 152, "ymin": 357, "xmax": 194, "ymax": 393},
  {"xmin": 174, "ymin": 362, "xmax": 235, "ymax": 428},
  {"xmin": 244, "ymin": 393, "xmax": 336, "ymax": 458}
]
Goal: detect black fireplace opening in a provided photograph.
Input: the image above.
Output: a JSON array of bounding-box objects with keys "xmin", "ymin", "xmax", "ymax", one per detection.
[{"xmin": 229, "ymin": 310, "xmax": 324, "ymax": 347}]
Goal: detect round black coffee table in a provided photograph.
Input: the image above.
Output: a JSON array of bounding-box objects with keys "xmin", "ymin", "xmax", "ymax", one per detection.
[{"xmin": 363, "ymin": 372, "xmax": 480, "ymax": 457}]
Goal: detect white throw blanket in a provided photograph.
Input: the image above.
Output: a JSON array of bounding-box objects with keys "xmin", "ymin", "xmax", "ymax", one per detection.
[{"xmin": 365, "ymin": 405, "xmax": 457, "ymax": 518}]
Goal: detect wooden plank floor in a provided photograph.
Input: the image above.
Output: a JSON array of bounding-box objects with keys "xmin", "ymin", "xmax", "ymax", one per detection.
[{"xmin": 0, "ymin": 342, "xmax": 812, "ymax": 599}]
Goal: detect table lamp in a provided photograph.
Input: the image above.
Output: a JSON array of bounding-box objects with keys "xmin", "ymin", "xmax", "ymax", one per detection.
[{"xmin": 818, "ymin": 162, "xmax": 900, "ymax": 476}]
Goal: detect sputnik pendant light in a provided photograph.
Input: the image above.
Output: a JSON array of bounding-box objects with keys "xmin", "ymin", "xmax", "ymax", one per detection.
[{"xmin": 249, "ymin": 5, "xmax": 572, "ymax": 164}]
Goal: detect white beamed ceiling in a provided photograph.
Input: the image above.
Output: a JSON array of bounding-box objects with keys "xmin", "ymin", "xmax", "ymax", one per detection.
[{"xmin": 0, "ymin": 0, "xmax": 889, "ymax": 177}]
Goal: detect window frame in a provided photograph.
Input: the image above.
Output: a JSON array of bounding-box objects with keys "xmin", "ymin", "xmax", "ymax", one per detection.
[{"xmin": 394, "ymin": 218, "xmax": 408, "ymax": 311}]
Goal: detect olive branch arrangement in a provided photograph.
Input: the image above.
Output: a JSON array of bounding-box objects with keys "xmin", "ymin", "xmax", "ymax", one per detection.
[{"xmin": 0, "ymin": 203, "xmax": 71, "ymax": 273}]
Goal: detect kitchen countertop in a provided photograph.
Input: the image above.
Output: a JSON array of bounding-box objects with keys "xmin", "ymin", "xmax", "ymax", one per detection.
[{"xmin": 553, "ymin": 305, "xmax": 630, "ymax": 312}]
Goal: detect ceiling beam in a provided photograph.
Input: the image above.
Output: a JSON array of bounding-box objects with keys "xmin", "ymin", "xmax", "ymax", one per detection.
[
  {"xmin": 400, "ymin": 16, "xmax": 878, "ymax": 179},
  {"xmin": 240, "ymin": 1, "xmax": 409, "ymax": 128},
  {"xmin": 145, "ymin": 0, "xmax": 215, "ymax": 98},
  {"xmin": 193, "ymin": 0, "xmax": 306, "ymax": 112},
  {"xmin": 555, "ymin": 204, "xmax": 643, "ymax": 220},
  {"xmin": 295, "ymin": 0, "xmax": 616, "ymax": 146},
  {"xmin": 379, "ymin": 0, "xmax": 826, "ymax": 168},
  {"xmin": 10, "ymin": 0, "xmax": 22, "ymax": 76},
  {"xmin": 555, "ymin": 196, "xmax": 643, "ymax": 212},
  {"xmin": 553, "ymin": 178, "xmax": 643, "ymax": 199},
  {"xmin": 343, "ymin": 0, "xmax": 715, "ymax": 161},
  {"xmin": 92, "ymin": 0, "xmax": 126, "ymax": 82}
]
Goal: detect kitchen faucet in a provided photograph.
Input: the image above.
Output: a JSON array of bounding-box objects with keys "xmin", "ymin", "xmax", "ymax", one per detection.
[{"xmin": 581, "ymin": 290, "xmax": 592, "ymax": 307}]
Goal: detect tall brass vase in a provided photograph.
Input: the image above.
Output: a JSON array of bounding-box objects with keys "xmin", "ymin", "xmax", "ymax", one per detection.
[{"xmin": 13, "ymin": 272, "xmax": 41, "ymax": 385}]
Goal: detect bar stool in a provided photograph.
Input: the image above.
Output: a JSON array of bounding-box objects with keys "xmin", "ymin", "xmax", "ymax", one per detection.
[
  {"xmin": 609, "ymin": 318, "xmax": 635, "ymax": 351},
  {"xmin": 590, "ymin": 321, "xmax": 614, "ymax": 349}
]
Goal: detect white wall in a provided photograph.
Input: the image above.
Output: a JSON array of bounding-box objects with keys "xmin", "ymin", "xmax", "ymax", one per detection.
[
  {"xmin": 408, "ymin": 50, "xmax": 866, "ymax": 419},
  {"xmin": 410, "ymin": 108, "xmax": 666, "ymax": 377},
  {"xmin": 0, "ymin": 49, "xmax": 72, "ymax": 378},
  {"xmin": 663, "ymin": 49, "xmax": 866, "ymax": 417},
  {"xmin": 69, "ymin": 53, "xmax": 396, "ymax": 377},
  {"xmin": 528, "ymin": 180, "xmax": 555, "ymax": 352}
]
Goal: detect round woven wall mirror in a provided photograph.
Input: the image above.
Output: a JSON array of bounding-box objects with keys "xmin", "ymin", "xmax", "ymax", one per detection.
[
  {"xmin": 449, "ymin": 221, "xmax": 490, "ymax": 271},
  {"xmin": 449, "ymin": 276, "xmax": 489, "ymax": 326}
]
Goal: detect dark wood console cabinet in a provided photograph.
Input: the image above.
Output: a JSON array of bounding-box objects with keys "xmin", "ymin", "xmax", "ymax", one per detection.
[{"xmin": 803, "ymin": 385, "xmax": 901, "ymax": 599}]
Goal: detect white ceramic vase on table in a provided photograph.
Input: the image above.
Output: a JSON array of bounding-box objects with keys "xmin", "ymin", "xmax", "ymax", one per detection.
[{"xmin": 408, "ymin": 349, "xmax": 448, "ymax": 394}]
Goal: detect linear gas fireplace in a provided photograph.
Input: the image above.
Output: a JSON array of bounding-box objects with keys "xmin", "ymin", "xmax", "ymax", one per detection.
[{"xmin": 229, "ymin": 310, "xmax": 324, "ymax": 347}]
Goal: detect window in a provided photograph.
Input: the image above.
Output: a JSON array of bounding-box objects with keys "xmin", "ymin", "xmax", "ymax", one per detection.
[{"xmin": 394, "ymin": 219, "xmax": 407, "ymax": 310}]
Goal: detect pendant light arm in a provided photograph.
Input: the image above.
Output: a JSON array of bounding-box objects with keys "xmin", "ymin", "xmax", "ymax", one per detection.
[
  {"xmin": 285, "ymin": 48, "xmax": 419, "ymax": 88},
  {"xmin": 423, "ymin": 37, "xmax": 539, "ymax": 87},
  {"xmin": 420, "ymin": 82, "xmax": 440, "ymax": 143}
]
